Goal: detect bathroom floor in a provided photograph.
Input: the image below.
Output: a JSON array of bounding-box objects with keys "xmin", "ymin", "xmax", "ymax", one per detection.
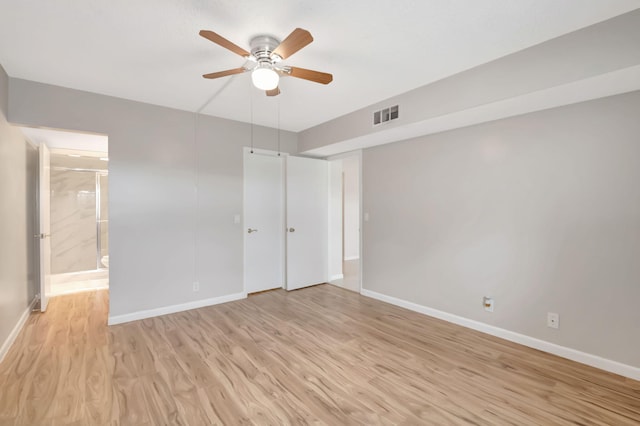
[{"xmin": 50, "ymin": 269, "xmax": 109, "ymax": 296}]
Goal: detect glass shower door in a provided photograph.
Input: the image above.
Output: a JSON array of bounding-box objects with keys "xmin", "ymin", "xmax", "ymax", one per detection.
[{"xmin": 98, "ymin": 173, "xmax": 109, "ymax": 269}]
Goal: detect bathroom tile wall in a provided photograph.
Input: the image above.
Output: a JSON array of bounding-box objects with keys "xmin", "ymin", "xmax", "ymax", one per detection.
[{"xmin": 50, "ymin": 157, "xmax": 100, "ymax": 273}]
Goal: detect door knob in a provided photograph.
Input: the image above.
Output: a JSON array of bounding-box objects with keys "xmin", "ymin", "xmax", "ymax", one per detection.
[
  {"xmin": 288, "ymin": 227, "xmax": 295, "ymax": 232},
  {"xmin": 247, "ymin": 228, "xmax": 258, "ymax": 234}
]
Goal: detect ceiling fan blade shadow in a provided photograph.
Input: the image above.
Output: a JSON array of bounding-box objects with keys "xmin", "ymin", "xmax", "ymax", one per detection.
[
  {"xmin": 272, "ymin": 28, "xmax": 313, "ymax": 60},
  {"xmin": 199, "ymin": 30, "xmax": 250, "ymax": 57},
  {"xmin": 202, "ymin": 67, "xmax": 247, "ymax": 79},
  {"xmin": 288, "ymin": 67, "xmax": 333, "ymax": 84}
]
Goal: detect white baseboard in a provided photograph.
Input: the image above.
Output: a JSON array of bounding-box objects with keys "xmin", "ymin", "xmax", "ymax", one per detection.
[
  {"xmin": 329, "ymin": 274, "xmax": 344, "ymax": 281},
  {"xmin": 0, "ymin": 297, "xmax": 38, "ymax": 364},
  {"xmin": 360, "ymin": 288, "xmax": 640, "ymax": 381},
  {"xmin": 108, "ymin": 292, "xmax": 247, "ymax": 325}
]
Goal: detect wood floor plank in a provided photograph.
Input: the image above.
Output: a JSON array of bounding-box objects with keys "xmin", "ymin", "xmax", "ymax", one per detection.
[
  {"xmin": 112, "ymin": 377, "xmax": 151, "ymax": 425},
  {"xmin": 48, "ymin": 343, "xmax": 86, "ymax": 422},
  {"xmin": 0, "ymin": 285, "xmax": 638, "ymax": 425},
  {"xmin": 174, "ymin": 386, "xmax": 221, "ymax": 425}
]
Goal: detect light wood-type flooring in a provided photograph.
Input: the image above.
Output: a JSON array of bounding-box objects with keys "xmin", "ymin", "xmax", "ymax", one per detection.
[{"xmin": 1, "ymin": 285, "xmax": 639, "ymax": 425}]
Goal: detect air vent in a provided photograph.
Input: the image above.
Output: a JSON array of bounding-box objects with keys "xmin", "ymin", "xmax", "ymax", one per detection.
[{"xmin": 373, "ymin": 105, "xmax": 399, "ymax": 126}]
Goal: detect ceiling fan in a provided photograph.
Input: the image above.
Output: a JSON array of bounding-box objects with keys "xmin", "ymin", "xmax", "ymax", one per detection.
[{"xmin": 199, "ymin": 28, "xmax": 333, "ymax": 96}]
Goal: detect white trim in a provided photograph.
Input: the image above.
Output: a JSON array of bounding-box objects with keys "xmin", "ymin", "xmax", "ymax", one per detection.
[
  {"xmin": 360, "ymin": 289, "xmax": 640, "ymax": 381},
  {"xmin": 343, "ymin": 256, "xmax": 360, "ymax": 261},
  {"xmin": 108, "ymin": 292, "xmax": 247, "ymax": 325},
  {"xmin": 0, "ymin": 297, "xmax": 38, "ymax": 363},
  {"xmin": 329, "ymin": 274, "xmax": 344, "ymax": 281},
  {"xmin": 24, "ymin": 135, "xmax": 39, "ymax": 149},
  {"xmin": 326, "ymin": 150, "xmax": 363, "ymax": 161},
  {"xmin": 242, "ymin": 146, "xmax": 290, "ymax": 157},
  {"xmin": 357, "ymin": 150, "xmax": 363, "ymax": 294}
]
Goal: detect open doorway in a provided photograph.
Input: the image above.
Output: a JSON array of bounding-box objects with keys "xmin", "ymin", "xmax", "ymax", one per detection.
[
  {"xmin": 328, "ymin": 152, "xmax": 361, "ymax": 292},
  {"xmin": 21, "ymin": 127, "xmax": 109, "ymax": 302},
  {"xmin": 48, "ymin": 149, "xmax": 109, "ymax": 295}
]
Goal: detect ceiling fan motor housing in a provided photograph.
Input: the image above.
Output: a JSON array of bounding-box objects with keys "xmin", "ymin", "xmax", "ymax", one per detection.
[{"xmin": 250, "ymin": 35, "xmax": 282, "ymax": 65}]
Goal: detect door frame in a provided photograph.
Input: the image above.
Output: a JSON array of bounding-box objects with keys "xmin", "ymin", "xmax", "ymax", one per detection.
[
  {"xmin": 242, "ymin": 147, "xmax": 288, "ymax": 295},
  {"xmin": 327, "ymin": 150, "xmax": 363, "ymax": 293},
  {"xmin": 38, "ymin": 143, "xmax": 52, "ymax": 311},
  {"xmin": 24, "ymin": 137, "xmax": 41, "ymax": 309}
]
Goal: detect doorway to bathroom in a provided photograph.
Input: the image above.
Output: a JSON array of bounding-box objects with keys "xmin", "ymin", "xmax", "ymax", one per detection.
[
  {"xmin": 48, "ymin": 149, "xmax": 109, "ymax": 295},
  {"xmin": 21, "ymin": 127, "xmax": 109, "ymax": 302}
]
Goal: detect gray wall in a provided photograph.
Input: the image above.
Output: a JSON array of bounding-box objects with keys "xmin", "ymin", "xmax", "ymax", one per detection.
[
  {"xmin": 8, "ymin": 77, "xmax": 297, "ymax": 319},
  {"xmin": 0, "ymin": 64, "xmax": 38, "ymax": 353},
  {"xmin": 362, "ymin": 91, "xmax": 640, "ymax": 367},
  {"xmin": 343, "ymin": 155, "xmax": 360, "ymax": 260}
]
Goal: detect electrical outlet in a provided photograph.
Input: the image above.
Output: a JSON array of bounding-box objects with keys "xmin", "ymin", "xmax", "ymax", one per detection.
[
  {"xmin": 483, "ymin": 297, "xmax": 494, "ymax": 312},
  {"xmin": 193, "ymin": 281, "xmax": 200, "ymax": 292},
  {"xmin": 547, "ymin": 312, "xmax": 559, "ymax": 329}
]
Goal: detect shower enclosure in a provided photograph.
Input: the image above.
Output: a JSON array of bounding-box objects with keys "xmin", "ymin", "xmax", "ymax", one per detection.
[{"xmin": 49, "ymin": 152, "xmax": 109, "ymax": 293}]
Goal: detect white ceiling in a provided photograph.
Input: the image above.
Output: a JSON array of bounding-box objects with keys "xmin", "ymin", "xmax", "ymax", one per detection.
[{"xmin": 0, "ymin": 1, "xmax": 638, "ymax": 132}]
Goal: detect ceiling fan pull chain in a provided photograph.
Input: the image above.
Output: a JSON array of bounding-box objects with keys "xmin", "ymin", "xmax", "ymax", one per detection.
[{"xmin": 250, "ymin": 83, "xmax": 254, "ymax": 154}]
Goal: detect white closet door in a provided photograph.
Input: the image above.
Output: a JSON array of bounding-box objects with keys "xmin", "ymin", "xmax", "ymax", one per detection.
[
  {"xmin": 286, "ymin": 156, "xmax": 328, "ymax": 290},
  {"xmin": 244, "ymin": 151, "xmax": 285, "ymax": 293}
]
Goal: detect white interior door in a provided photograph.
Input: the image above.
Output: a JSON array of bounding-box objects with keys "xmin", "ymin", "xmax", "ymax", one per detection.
[
  {"xmin": 244, "ymin": 150, "xmax": 284, "ymax": 293},
  {"xmin": 286, "ymin": 156, "xmax": 329, "ymax": 290},
  {"xmin": 38, "ymin": 143, "xmax": 51, "ymax": 311}
]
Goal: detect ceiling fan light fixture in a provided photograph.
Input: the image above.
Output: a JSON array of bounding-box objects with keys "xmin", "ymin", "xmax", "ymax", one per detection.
[{"xmin": 251, "ymin": 66, "xmax": 279, "ymax": 90}]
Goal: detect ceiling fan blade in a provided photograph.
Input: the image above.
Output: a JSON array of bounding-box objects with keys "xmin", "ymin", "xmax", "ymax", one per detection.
[
  {"xmin": 199, "ymin": 30, "xmax": 250, "ymax": 57},
  {"xmin": 202, "ymin": 67, "xmax": 247, "ymax": 79},
  {"xmin": 266, "ymin": 87, "xmax": 281, "ymax": 96},
  {"xmin": 272, "ymin": 28, "xmax": 313, "ymax": 60},
  {"xmin": 288, "ymin": 67, "xmax": 333, "ymax": 84}
]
